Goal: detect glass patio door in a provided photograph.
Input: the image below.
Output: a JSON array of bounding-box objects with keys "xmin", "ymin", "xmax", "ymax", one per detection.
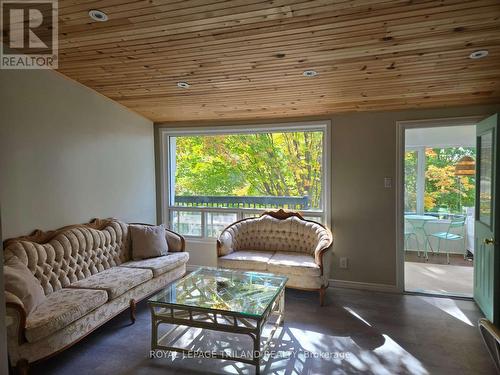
[{"xmin": 474, "ymin": 114, "xmax": 500, "ymax": 324}]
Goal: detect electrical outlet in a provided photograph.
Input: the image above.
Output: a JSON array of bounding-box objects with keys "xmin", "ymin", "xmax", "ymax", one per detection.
[{"xmin": 340, "ymin": 257, "xmax": 348, "ymax": 269}]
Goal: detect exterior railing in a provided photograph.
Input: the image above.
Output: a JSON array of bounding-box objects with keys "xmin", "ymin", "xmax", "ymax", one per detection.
[{"xmin": 174, "ymin": 195, "xmax": 310, "ymax": 210}]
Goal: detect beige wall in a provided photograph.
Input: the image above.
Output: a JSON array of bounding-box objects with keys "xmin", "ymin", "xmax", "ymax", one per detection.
[
  {"xmin": 0, "ymin": 70, "xmax": 156, "ymax": 239},
  {"xmin": 156, "ymin": 103, "xmax": 499, "ymax": 287},
  {"xmin": 0, "ymin": 210, "xmax": 7, "ymax": 375}
]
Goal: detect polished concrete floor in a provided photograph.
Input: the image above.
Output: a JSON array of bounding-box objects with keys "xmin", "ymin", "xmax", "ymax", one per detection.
[{"xmin": 30, "ymin": 288, "xmax": 496, "ymax": 375}]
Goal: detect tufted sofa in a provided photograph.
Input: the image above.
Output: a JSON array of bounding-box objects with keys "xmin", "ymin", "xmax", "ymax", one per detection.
[
  {"xmin": 217, "ymin": 210, "xmax": 333, "ymax": 305},
  {"xmin": 3, "ymin": 218, "xmax": 189, "ymax": 372}
]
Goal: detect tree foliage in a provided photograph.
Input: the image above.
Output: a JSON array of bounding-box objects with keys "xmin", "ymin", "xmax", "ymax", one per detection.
[
  {"xmin": 405, "ymin": 147, "xmax": 475, "ymax": 213},
  {"xmin": 174, "ymin": 131, "xmax": 323, "ymax": 209}
]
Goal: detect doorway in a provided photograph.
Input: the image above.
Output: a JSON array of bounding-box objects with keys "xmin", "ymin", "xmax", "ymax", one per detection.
[{"xmin": 398, "ymin": 118, "xmax": 480, "ymax": 297}]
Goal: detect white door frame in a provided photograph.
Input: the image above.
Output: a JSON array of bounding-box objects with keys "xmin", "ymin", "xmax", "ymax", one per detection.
[{"xmin": 395, "ymin": 116, "xmax": 482, "ymax": 293}]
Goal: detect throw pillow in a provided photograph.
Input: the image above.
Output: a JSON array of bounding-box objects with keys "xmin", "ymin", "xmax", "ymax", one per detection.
[
  {"xmin": 4, "ymin": 256, "xmax": 46, "ymax": 315},
  {"xmin": 130, "ymin": 224, "xmax": 169, "ymax": 260}
]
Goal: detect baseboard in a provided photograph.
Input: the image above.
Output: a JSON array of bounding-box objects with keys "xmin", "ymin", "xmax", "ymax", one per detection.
[
  {"xmin": 329, "ymin": 279, "xmax": 399, "ymax": 293},
  {"xmin": 186, "ymin": 264, "xmax": 206, "ymax": 271},
  {"xmin": 188, "ymin": 265, "xmax": 399, "ymax": 293}
]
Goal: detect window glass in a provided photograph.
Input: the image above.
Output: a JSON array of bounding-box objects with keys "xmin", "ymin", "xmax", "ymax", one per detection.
[
  {"xmin": 404, "ymin": 151, "xmax": 418, "ymax": 213},
  {"xmin": 171, "ymin": 131, "xmax": 323, "ymax": 211},
  {"xmin": 206, "ymin": 212, "xmax": 238, "ymax": 238},
  {"xmin": 424, "ymin": 147, "xmax": 476, "ymax": 215},
  {"xmin": 171, "ymin": 211, "xmax": 202, "ymax": 237}
]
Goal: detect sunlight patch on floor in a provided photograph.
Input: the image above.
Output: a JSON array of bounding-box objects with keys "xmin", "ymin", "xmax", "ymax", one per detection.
[
  {"xmin": 419, "ymin": 296, "xmax": 473, "ymax": 326},
  {"xmin": 344, "ymin": 306, "xmax": 372, "ymax": 326}
]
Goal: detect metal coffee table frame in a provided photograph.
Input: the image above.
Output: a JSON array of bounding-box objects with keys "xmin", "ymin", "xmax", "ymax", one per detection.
[{"xmin": 149, "ymin": 282, "xmax": 285, "ymax": 374}]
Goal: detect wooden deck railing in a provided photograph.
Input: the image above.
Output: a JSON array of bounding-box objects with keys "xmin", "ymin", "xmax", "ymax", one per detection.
[{"xmin": 174, "ymin": 195, "xmax": 310, "ymax": 209}]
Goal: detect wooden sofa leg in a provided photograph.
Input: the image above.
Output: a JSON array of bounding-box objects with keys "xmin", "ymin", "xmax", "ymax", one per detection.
[
  {"xmin": 319, "ymin": 287, "xmax": 326, "ymax": 307},
  {"xmin": 16, "ymin": 359, "xmax": 29, "ymax": 375},
  {"xmin": 130, "ymin": 299, "xmax": 137, "ymax": 324}
]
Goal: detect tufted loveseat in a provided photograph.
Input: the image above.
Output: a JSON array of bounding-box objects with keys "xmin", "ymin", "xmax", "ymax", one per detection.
[
  {"xmin": 3, "ymin": 218, "xmax": 189, "ymax": 373},
  {"xmin": 217, "ymin": 210, "xmax": 333, "ymax": 305}
]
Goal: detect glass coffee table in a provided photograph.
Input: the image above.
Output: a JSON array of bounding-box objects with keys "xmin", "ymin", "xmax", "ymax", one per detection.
[{"xmin": 148, "ymin": 267, "xmax": 287, "ymax": 374}]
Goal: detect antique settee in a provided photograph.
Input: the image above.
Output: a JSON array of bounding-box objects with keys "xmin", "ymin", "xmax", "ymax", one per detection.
[
  {"xmin": 4, "ymin": 218, "xmax": 188, "ymax": 373},
  {"xmin": 217, "ymin": 210, "xmax": 333, "ymax": 305}
]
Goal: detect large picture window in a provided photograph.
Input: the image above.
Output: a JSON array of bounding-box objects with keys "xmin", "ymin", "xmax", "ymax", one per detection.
[{"xmin": 160, "ymin": 122, "xmax": 330, "ymax": 239}]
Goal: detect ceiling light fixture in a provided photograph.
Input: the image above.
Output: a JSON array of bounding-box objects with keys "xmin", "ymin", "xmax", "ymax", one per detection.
[
  {"xmin": 88, "ymin": 9, "xmax": 108, "ymax": 22},
  {"xmin": 469, "ymin": 50, "xmax": 488, "ymax": 59},
  {"xmin": 177, "ymin": 81, "xmax": 190, "ymax": 89},
  {"xmin": 303, "ymin": 70, "xmax": 318, "ymax": 77}
]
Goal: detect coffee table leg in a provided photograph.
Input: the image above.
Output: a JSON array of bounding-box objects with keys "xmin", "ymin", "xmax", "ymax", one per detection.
[
  {"xmin": 279, "ymin": 290, "xmax": 285, "ymax": 326},
  {"xmin": 150, "ymin": 306, "xmax": 157, "ymax": 356},
  {"xmin": 254, "ymin": 325, "xmax": 261, "ymax": 375}
]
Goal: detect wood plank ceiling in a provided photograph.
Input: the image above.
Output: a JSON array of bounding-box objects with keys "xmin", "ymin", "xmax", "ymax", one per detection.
[{"xmin": 54, "ymin": 0, "xmax": 500, "ymax": 121}]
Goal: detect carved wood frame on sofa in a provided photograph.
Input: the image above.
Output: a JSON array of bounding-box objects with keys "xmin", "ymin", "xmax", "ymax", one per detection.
[
  {"xmin": 3, "ymin": 218, "xmax": 188, "ymax": 374},
  {"xmin": 216, "ymin": 210, "xmax": 333, "ymax": 306}
]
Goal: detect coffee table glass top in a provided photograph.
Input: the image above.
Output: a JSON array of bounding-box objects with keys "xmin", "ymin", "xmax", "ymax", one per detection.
[{"xmin": 148, "ymin": 267, "xmax": 287, "ymax": 318}]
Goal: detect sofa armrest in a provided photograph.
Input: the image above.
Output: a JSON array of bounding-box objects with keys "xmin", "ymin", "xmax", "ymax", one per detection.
[
  {"xmin": 165, "ymin": 229, "xmax": 185, "ymax": 252},
  {"xmin": 217, "ymin": 231, "xmax": 234, "ymax": 257},
  {"xmin": 5, "ymin": 291, "xmax": 27, "ymax": 345}
]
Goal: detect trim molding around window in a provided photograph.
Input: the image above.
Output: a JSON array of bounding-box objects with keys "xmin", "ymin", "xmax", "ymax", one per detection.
[{"xmin": 158, "ymin": 120, "xmax": 332, "ymax": 240}]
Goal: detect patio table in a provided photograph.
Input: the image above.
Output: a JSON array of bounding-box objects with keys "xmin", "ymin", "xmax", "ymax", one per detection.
[
  {"xmin": 405, "ymin": 215, "xmax": 438, "ymax": 254},
  {"xmin": 405, "ymin": 215, "xmax": 469, "ymax": 256}
]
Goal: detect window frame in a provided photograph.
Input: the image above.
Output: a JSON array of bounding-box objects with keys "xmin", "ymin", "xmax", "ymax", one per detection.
[{"xmin": 158, "ymin": 121, "xmax": 332, "ymax": 239}]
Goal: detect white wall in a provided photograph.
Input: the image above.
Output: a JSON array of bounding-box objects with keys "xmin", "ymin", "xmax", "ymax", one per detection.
[
  {"xmin": 0, "ymin": 70, "xmax": 156, "ymax": 239},
  {"xmin": 186, "ymin": 239, "xmax": 218, "ymax": 267}
]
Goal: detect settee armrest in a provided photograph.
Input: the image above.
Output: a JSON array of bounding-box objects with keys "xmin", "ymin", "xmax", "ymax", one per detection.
[
  {"xmin": 165, "ymin": 229, "xmax": 185, "ymax": 252},
  {"xmin": 217, "ymin": 231, "xmax": 234, "ymax": 257},
  {"xmin": 5, "ymin": 291, "xmax": 27, "ymax": 345},
  {"xmin": 315, "ymin": 245, "xmax": 333, "ymax": 274},
  {"xmin": 313, "ymin": 232, "xmax": 333, "ymax": 275}
]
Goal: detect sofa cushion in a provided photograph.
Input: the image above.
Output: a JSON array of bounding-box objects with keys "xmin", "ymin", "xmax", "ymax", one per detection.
[
  {"xmin": 119, "ymin": 252, "xmax": 189, "ymax": 277},
  {"xmin": 4, "ymin": 256, "xmax": 46, "ymax": 315},
  {"xmin": 218, "ymin": 251, "xmax": 275, "ymax": 271},
  {"xmin": 267, "ymin": 252, "xmax": 321, "ymax": 277},
  {"xmin": 130, "ymin": 224, "xmax": 169, "ymax": 260},
  {"xmin": 68, "ymin": 267, "xmax": 153, "ymax": 299},
  {"xmin": 25, "ymin": 288, "xmax": 108, "ymax": 343}
]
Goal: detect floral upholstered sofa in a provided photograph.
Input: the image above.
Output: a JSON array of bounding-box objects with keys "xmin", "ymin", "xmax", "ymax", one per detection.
[
  {"xmin": 3, "ymin": 218, "xmax": 188, "ymax": 373},
  {"xmin": 217, "ymin": 210, "xmax": 333, "ymax": 305}
]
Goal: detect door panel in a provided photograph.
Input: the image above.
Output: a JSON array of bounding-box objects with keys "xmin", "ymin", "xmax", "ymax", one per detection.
[{"xmin": 474, "ymin": 114, "xmax": 499, "ymax": 324}]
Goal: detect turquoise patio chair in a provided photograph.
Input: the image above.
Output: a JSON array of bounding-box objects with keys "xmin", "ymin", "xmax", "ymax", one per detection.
[
  {"xmin": 428, "ymin": 216, "xmax": 466, "ymax": 264},
  {"xmin": 404, "ymin": 220, "xmax": 419, "ymax": 255}
]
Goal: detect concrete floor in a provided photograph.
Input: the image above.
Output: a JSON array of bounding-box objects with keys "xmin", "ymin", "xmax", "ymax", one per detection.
[
  {"xmin": 30, "ymin": 288, "xmax": 496, "ymax": 375},
  {"xmin": 405, "ymin": 262, "xmax": 473, "ymax": 297}
]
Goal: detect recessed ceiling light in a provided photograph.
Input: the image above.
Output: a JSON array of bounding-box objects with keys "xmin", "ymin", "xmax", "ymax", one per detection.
[
  {"xmin": 303, "ymin": 70, "xmax": 318, "ymax": 77},
  {"xmin": 177, "ymin": 81, "xmax": 190, "ymax": 89},
  {"xmin": 469, "ymin": 50, "xmax": 488, "ymax": 59},
  {"xmin": 89, "ymin": 9, "xmax": 108, "ymax": 22}
]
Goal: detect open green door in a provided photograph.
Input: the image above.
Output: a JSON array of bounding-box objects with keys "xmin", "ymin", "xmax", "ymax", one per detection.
[{"xmin": 474, "ymin": 113, "xmax": 500, "ymax": 324}]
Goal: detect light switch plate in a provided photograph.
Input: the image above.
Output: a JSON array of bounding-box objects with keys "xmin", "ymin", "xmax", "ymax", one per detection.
[{"xmin": 384, "ymin": 177, "xmax": 392, "ymax": 188}]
